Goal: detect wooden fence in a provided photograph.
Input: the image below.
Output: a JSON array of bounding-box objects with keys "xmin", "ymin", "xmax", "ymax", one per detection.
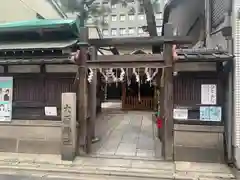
[{"xmin": 122, "ymin": 96, "xmax": 154, "ymax": 110}]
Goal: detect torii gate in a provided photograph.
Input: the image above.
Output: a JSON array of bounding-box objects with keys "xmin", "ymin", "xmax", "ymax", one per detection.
[{"xmin": 70, "ymin": 23, "xmax": 192, "ymax": 161}]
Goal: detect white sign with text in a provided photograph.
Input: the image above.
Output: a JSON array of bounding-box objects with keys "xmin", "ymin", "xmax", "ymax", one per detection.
[{"xmin": 201, "ymin": 84, "xmax": 217, "ymax": 105}]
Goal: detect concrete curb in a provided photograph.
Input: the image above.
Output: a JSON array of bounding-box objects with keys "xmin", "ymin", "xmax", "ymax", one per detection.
[
  {"xmin": 0, "ymin": 165, "xmax": 175, "ymax": 179},
  {"xmin": 0, "ymin": 164, "xmax": 235, "ymax": 180}
]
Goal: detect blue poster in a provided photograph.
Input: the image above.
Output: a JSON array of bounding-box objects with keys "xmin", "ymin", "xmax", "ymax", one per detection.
[
  {"xmin": 200, "ymin": 106, "xmax": 222, "ymax": 122},
  {"xmin": 209, "ymin": 106, "xmax": 222, "ymax": 122},
  {"xmin": 200, "ymin": 106, "xmax": 210, "ymax": 121},
  {"xmin": 0, "ymin": 77, "xmax": 13, "ymax": 121}
]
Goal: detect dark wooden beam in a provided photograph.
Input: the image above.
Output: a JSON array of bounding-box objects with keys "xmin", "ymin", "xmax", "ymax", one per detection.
[
  {"xmin": 97, "ymin": 54, "xmax": 163, "ymax": 61},
  {"xmin": 87, "ymin": 54, "xmax": 164, "ymax": 68},
  {"xmin": 88, "ymin": 36, "xmax": 193, "ymax": 47},
  {"xmin": 87, "ymin": 60, "xmax": 166, "ymax": 68}
]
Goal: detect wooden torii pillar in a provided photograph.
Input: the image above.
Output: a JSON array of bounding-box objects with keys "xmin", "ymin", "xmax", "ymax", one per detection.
[
  {"xmin": 76, "ymin": 27, "xmax": 88, "ymax": 154},
  {"xmin": 86, "ymin": 46, "xmax": 98, "ymax": 153},
  {"xmin": 161, "ymin": 23, "xmax": 174, "ymax": 160},
  {"xmin": 72, "ymin": 30, "xmax": 98, "ymax": 155}
]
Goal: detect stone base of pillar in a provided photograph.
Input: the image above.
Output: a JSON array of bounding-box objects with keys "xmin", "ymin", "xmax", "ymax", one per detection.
[{"xmin": 61, "ymin": 146, "xmax": 76, "ymax": 161}]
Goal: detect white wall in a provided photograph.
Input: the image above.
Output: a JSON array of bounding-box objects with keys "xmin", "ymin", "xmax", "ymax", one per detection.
[
  {"xmin": 233, "ymin": 0, "xmax": 240, "ymax": 168},
  {"xmin": 0, "ymin": 0, "xmax": 63, "ymax": 23},
  {"xmin": 21, "ymin": 0, "xmax": 63, "ymax": 19}
]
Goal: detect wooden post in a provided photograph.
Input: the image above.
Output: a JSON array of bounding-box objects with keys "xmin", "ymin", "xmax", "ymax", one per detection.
[
  {"xmin": 86, "ymin": 46, "xmax": 98, "ymax": 153},
  {"xmin": 156, "ymin": 69, "xmax": 163, "ymax": 140},
  {"xmin": 122, "ymin": 81, "xmax": 126, "ymax": 110},
  {"xmin": 76, "ymin": 27, "xmax": 88, "ymax": 154},
  {"xmin": 89, "ymin": 46, "xmax": 97, "ymax": 139},
  {"xmin": 162, "ymin": 23, "xmax": 174, "ymax": 161}
]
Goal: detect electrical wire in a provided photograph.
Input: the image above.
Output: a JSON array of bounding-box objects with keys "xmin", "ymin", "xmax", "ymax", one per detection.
[{"xmin": 19, "ymin": 0, "xmax": 45, "ymax": 17}]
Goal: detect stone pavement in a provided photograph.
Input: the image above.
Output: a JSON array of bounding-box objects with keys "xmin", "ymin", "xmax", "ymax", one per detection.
[
  {"xmin": 0, "ymin": 152, "xmax": 235, "ymax": 180},
  {"xmin": 91, "ymin": 110, "xmax": 162, "ymax": 159}
]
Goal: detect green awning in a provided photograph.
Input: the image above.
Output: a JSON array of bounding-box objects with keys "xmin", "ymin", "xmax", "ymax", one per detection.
[
  {"xmin": 0, "ymin": 19, "xmax": 77, "ymax": 32},
  {"xmin": 0, "ymin": 39, "xmax": 79, "ymax": 51},
  {"xmin": 0, "ymin": 18, "xmax": 82, "ymax": 43}
]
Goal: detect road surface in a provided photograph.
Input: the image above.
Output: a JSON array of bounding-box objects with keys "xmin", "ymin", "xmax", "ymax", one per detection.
[
  {"xmin": 0, "ymin": 174, "xmax": 169, "ymax": 180},
  {"xmin": 0, "ymin": 174, "xmax": 65, "ymax": 180}
]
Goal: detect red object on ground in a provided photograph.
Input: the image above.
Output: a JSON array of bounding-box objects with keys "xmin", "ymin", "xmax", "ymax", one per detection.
[{"xmin": 156, "ymin": 117, "xmax": 163, "ymax": 129}]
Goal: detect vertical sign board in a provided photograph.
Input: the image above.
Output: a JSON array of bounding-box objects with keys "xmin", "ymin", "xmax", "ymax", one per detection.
[
  {"xmin": 201, "ymin": 84, "xmax": 217, "ymax": 105},
  {"xmin": 61, "ymin": 93, "xmax": 77, "ymax": 160},
  {"xmin": 0, "ymin": 77, "xmax": 13, "ymax": 122}
]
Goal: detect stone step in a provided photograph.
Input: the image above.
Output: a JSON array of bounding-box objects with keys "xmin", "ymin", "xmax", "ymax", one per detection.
[
  {"xmin": 0, "ymin": 160, "xmax": 235, "ymax": 180},
  {"xmin": 0, "ymin": 164, "xmax": 174, "ymax": 179},
  {"xmin": 0, "ymin": 153, "xmax": 235, "ymax": 180}
]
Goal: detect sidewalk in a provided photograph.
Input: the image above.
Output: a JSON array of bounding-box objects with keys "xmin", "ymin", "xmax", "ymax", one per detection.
[{"xmin": 0, "ymin": 152, "xmax": 235, "ymax": 180}]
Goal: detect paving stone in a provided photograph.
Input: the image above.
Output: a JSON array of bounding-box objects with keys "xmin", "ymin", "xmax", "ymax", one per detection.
[
  {"xmin": 137, "ymin": 140, "xmax": 154, "ymax": 150},
  {"xmin": 115, "ymin": 143, "xmax": 137, "ymax": 156},
  {"xmin": 175, "ymin": 161, "xmax": 233, "ymax": 173},
  {"xmin": 97, "ymin": 149, "xmax": 116, "ymax": 155},
  {"xmin": 136, "ymin": 149, "xmax": 154, "ymax": 158},
  {"xmin": 82, "ymin": 158, "xmax": 132, "ymax": 167},
  {"xmin": 121, "ymin": 135, "xmax": 138, "ymax": 144},
  {"xmin": 131, "ymin": 160, "xmax": 174, "ymax": 170}
]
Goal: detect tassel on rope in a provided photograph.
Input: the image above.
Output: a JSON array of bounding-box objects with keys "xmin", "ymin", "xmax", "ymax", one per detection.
[
  {"xmin": 133, "ymin": 68, "xmax": 139, "ymax": 83},
  {"xmin": 151, "ymin": 68, "xmax": 159, "ymax": 81},
  {"xmin": 110, "ymin": 68, "xmax": 117, "ymax": 82},
  {"xmin": 138, "ymin": 68, "xmax": 141, "ymax": 102},
  {"xmin": 145, "ymin": 67, "xmax": 151, "ymax": 82},
  {"xmin": 126, "ymin": 68, "xmax": 130, "ymax": 86},
  {"xmin": 160, "ymin": 68, "xmax": 165, "ymax": 87},
  {"xmin": 99, "ymin": 68, "xmax": 108, "ymax": 100},
  {"xmin": 119, "ymin": 68, "xmax": 125, "ymax": 82},
  {"xmin": 99, "ymin": 68, "xmax": 108, "ymax": 82},
  {"xmin": 87, "ymin": 68, "xmax": 94, "ymax": 83}
]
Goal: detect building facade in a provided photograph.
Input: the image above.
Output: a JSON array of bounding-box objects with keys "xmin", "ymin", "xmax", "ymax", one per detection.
[
  {"xmin": 96, "ymin": 0, "xmax": 165, "ymax": 37},
  {"xmin": 55, "ymin": 0, "xmax": 165, "ymax": 38},
  {"xmin": 163, "ymin": 0, "xmax": 235, "ymax": 164}
]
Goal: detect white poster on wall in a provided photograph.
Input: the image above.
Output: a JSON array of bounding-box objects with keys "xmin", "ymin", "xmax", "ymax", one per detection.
[
  {"xmin": 200, "ymin": 106, "xmax": 222, "ymax": 122},
  {"xmin": 201, "ymin": 84, "xmax": 217, "ymax": 105},
  {"xmin": 0, "ymin": 77, "xmax": 13, "ymax": 122},
  {"xmin": 200, "ymin": 106, "xmax": 210, "ymax": 121},
  {"xmin": 173, "ymin": 108, "xmax": 188, "ymax": 120},
  {"xmin": 209, "ymin": 106, "xmax": 222, "ymax": 122},
  {"xmin": 44, "ymin": 107, "xmax": 57, "ymax": 116}
]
